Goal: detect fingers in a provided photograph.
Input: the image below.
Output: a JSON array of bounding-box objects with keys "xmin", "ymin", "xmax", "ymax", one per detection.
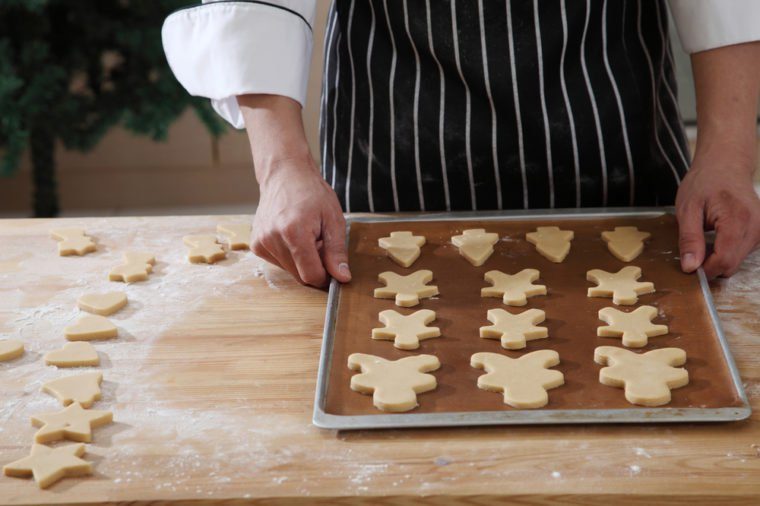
[
  {"xmin": 676, "ymin": 204, "xmax": 706, "ymax": 273},
  {"xmin": 702, "ymin": 217, "xmax": 749, "ymax": 279},
  {"xmin": 280, "ymin": 225, "xmax": 329, "ymax": 287},
  {"xmin": 321, "ymin": 209, "xmax": 352, "ymax": 283}
]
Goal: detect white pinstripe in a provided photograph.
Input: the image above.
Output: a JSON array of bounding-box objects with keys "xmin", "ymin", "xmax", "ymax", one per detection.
[
  {"xmin": 403, "ymin": 0, "xmax": 426, "ymax": 211},
  {"xmin": 366, "ymin": 0, "xmax": 376, "ymax": 212},
  {"xmin": 580, "ymin": 0, "xmax": 609, "ymax": 206},
  {"xmin": 320, "ymin": 8, "xmax": 338, "ymax": 181},
  {"xmin": 382, "ymin": 0, "xmax": 400, "ymax": 211},
  {"xmin": 506, "ymin": 0, "xmax": 529, "ymax": 209},
  {"xmin": 344, "ymin": 0, "xmax": 357, "ymax": 213},
  {"xmin": 559, "ymin": 0, "xmax": 581, "ymax": 207},
  {"xmin": 477, "ymin": 0, "xmax": 503, "ymax": 210},
  {"xmin": 425, "ymin": 0, "xmax": 451, "ymax": 211},
  {"xmin": 636, "ymin": 1, "xmax": 682, "ymax": 186},
  {"xmin": 330, "ymin": 32, "xmax": 342, "ymax": 188},
  {"xmin": 533, "ymin": 0, "xmax": 555, "ymax": 208},
  {"xmin": 451, "ymin": 0, "xmax": 477, "ymax": 210},
  {"xmin": 602, "ymin": 0, "xmax": 635, "ymax": 205}
]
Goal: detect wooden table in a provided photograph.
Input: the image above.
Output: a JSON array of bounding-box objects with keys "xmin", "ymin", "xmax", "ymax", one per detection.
[{"xmin": 0, "ymin": 215, "xmax": 758, "ymax": 505}]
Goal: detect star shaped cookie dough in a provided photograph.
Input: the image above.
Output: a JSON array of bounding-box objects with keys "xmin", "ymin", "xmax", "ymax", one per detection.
[
  {"xmin": 31, "ymin": 402, "xmax": 113, "ymax": 443},
  {"xmin": 451, "ymin": 228, "xmax": 499, "ymax": 266},
  {"xmin": 3, "ymin": 443, "xmax": 93, "ymax": 489},
  {"xmin": 480, "ymin": 308, "xmax": 548, "ymax": 350},
  {"xmin": 601, "ymin": 226, "xmax": 651, "ymax": 262},
  {"xmin": 526, "ymin": 226, "xmax": 574, "ymax": 263},
  {"xmin": 481, "ymin": 269, "xmax": 547, "ymax": 306},
  {"xmin": 597, "ymin": 305, "xmax": 668, "ymax": 348},
  {"xmin": 587, "ymin": 266, "xmax": 654, "ymax": 305},
  {"xmin": 372, "ymin": 309, "xmax": 441, "ymax": 350},
  {"xmin": 374, "ymin": 270, "xmax": 439, "ymax": 307},
  {"xmin": 378, "ymin": 231, "xmax": 426, "ymax": 267},
  {"xmin": 41, "ymin": 371, "xmax": 103, "ymax": 408}
]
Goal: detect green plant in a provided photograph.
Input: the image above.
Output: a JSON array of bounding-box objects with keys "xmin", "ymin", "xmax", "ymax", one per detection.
[{"xmin": 0, "ymin": 0, "xmax": 225, "ymax": 217}]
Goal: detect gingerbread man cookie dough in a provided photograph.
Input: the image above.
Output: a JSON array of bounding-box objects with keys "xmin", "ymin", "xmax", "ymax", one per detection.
[
  {"xmin": 378, "ymin": 231, "xmax": 426, "ymax": 267},
  {"xmin": 372, "ymin": 309, "xmax": 441, "ymax": 350},
  {"xmin": 451, "ymin": 229, "xmax": 499, "ymax": 266},
  {"xmin": 480, "ymin": 308, "xmax": 548, "ymax": 350},
  {"xmin": 597, "ymin": 305, "xmax": 668, "ymax": 348},
  {"xmin": 109, "ymin": 251, "xmax": 156, "ymax": 283},
  {"xmin": 217, "ymin": 222, "xmax": 252, "ymax": 250},
  {"xmin": 526, "ymin": 226, "xmax": 574, "ymax": 263},
  {"xmin": 348, "ymin": 353, "xmax": 440, "ymax": 412},
  {"xmin": 594, "ymin": 346, "xmax": 689, "ymax": 406},
  {"xmin": 481, "ymin": 269, "xmax": 547, "ymax": 306},
  {"xmin": 50, "ymin": 228, "xmax": 96, "ymax": 256},
  {"xmin": 374, "ymin": 270, "xmax": 439, "ymax": 307},
  {"xmin": 471, "ymin": 350, "xmax": 564, "ymax": 408},
  {"xmin": 184, "ymin": 235, "xmax": 226, "ymax": 264},
  {"xmin": 587, "ymin": 266, "xmax": 654, "ymax": 305},
  {"xmin": 602, "ymin": 226, "xmax": 651, "ymax": 262}
]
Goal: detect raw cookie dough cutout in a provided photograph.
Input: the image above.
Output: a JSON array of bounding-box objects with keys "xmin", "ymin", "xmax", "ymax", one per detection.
[
  {"xmin": 481, "ymin": 269, "xmax": 547, "ymax": 306},
  {"xmin": 50, "ymin": 228, "xmax": 96, "ymax": 256},
  {"xmin": 347, "ymin": 353, "xmax": 440, "ymax": 412},
  {"xmin": 594, "ymin": 346, "xmax": 688, "ymax": 406},
  {"xmin": 41, "ymin": 371, "xmax": 102, "ymax": 408},
  {"xmin": 374, "ymin": 270, "xmax": 439, "ymax": 307},
  {"xmin": 109, "ymin": 251, "xmax": 155, "ymax": 283},
  {"xmin": 597, "ymin": 305, "xmax": 668, "ymax": 348},
  {"xmin": 372, "ymin": 309, "xmax": 441, "ymax": 350},
  {"xmin": 77, "ymin": 291, "xmax": 127, "ymax": 316},
  {"xmin": 44, "ymin": 342, "xmax": 100, "ymax": 367},
  {"xmin": 602, "ymin": 226, "xmax": 651, "ymax": 262},
  {"xmin": 378, "ymin": 231, "xmax": 426, "ymax": 267},
  {"xmin": 525, "ymin": 226, "xmax": 574, "ymax": 263},
  {"xmin": 217, "ymin": 222, "xmax": 252, "ymax": 250},
  {"xmin": 451, "ymin": 229, "xmax": 499, "ymax": 266},
  {"xmin": 31, "ymin": 402, "xmax": 112, "ymax": 444},
  {"xmin": 64, "ymin": 315, "xmax": 117, "ymax": 341},
  {"xmin": 587, "ymin": 266, "xmax": 654, "ymax": 305},
  {"xmin": 184, "ymin": 235, "xmax": 226, "ymax": 264},
  {"xmin": 480, "ymin": 308, "xmax": 548, "ymax": 350},
  {"xmin": 471, "ymin": 350, "xmax": 564, "ymax": 408},
  {"xmin": 3, "ymin": 443, "xmax": 92, "ymax": 489},
  {"xmin": 0, "ymin": 339, "xmax": 24, "ymax": 361}
]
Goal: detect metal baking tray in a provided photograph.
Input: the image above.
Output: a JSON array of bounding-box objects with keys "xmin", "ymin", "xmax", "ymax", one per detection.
[{"xmin": 313, "ymin": 208, "xmax": 751, "ymax": 430}]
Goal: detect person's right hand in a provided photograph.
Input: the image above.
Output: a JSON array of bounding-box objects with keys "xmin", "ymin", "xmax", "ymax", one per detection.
[{"xmin": 251, "ymin": 155, "xmax": 351, "ymax": 288}]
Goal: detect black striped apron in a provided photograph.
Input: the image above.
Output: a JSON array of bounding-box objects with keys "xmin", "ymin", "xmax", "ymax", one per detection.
[{"xmin": 319, "ymin": 0, "xmax": 690, "ymax": 213}]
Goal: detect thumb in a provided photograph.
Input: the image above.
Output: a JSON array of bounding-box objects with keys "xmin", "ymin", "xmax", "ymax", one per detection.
[
  {"xmin": 321, "ymin": 211, "xmax": 351, "ymax": 283},
  {"xmin": 677, "ymin": 204, "xmax": 706, "ymax": 273}
]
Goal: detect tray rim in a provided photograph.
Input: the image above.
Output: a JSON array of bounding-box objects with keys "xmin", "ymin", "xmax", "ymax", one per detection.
[{"xmin": 312, "ymin": 207, "xmax": 752, "ymax": 430}]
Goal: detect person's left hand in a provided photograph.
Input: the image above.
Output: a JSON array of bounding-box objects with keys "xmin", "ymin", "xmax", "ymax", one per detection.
[{"xmin": 676, "ymin": 151, "xmax": 760, "ymax": 279}]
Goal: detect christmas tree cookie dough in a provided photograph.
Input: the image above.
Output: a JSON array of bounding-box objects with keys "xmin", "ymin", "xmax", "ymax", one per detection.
[
  {"xmin": 31, "ymin": 402, "xmax": 112, "ymax": 444},
  {"xmin": 480, "ymin": 308, "xmax": 548, "ymax": 350},
  {"xmin": 597, "ymin": 305, "xmax": 668, "ymax": 348},
  {"xmin": 50, "ymin": 228, "xmax": 96, "ymax": 256},
  {"xmin": 184, "ymin": 235, "xmax": 226, "ymax": 264},
  {"xmin": 41, "ymin": 371, "xmax": 103, "ymax": 408},
  {"xmin": 64, "ymin": 315, "xmax": 117, "ymax": 341},
  {"xmin": 217, "ymin": 222, "xmax": 251, "ymax": 250},
  {"xmin": 77, "ymin": 291, "xmax": 127, "ymax": 316},
  {"xmin": 594, "ymin": 346, "xmax": 688, "ymax": 406},
  {"xmin": 602, "ymin": 226, "xmax": 651, "ymax": 262},
  {"xmin": 587, "ymin": 266, "xmax": 654, "ymax": 305},
  {"xmin": 347, "ymin": 353, "xmax": 440, "ymax": 412},
  {"xmin": 481, "ymin": 269, "xmax": 547, "ymax": 306},
  {"xmin": 44, "ymin": 342, "xmax": 100, "ymax": 367},
  {"xmin": 378, "ymin": 231, "xmax": 426, "ymax": 267},
  {"xmin": 374, "ymin": 270, "xmax": 439, "ymax": 307},
  {"xmin": 471, "ymin": 350, "xmax": 564, "ymax": 408},
  {"xmin": 526, "ymin": 226, "xmax": 574, "ymax": 263},
  {"xmin": 451, "ymin": 228, "xmax": 499, "ymax": 266},
  {"xmin": 3, "ymin": 443, "xmax": 92, "ymax": 489},
  {"xmin": 372, "ymin": 309, "xmax": 440, "ymax": 350},
  {"xmin": 109, "ymin": 251, "xmax": 156, "ymax": 283},
  {"xmin": 0, "ymin": 339, "xmax": 24, "ymax": 361}
]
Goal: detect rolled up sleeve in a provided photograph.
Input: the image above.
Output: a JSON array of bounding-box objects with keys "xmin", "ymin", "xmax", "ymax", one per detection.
[
  {"xmin": 162, "ymin": 1, "xmax": 315, "ymax": 128},
  {"xmin": 669, "ymin": 0, "xmax": 760, "ymax": 54}
]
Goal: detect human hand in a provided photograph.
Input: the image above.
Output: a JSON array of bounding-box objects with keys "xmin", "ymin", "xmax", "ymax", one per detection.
[
  {"xmin": 252, "ymin": 156, "xmax": 351, "ymax": 288},
  {"xmin": 676, "ymin": 153, "xmax": 760, "ymax": 278}
]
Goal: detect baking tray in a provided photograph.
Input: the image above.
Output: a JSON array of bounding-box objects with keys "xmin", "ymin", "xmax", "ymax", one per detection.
[{"xmin": 313, "ymin": 208, "xmax": 751, "ymax": 430}]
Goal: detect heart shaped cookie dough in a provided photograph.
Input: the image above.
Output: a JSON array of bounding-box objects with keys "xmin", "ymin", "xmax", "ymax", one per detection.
[
  {"xmin": 64, "ymin": 315, "xmax": 117, "ymax": 341},
  {"xmin": 77, "ymin": 292, "xmax": 127, "ymax": 316},
  {"xmin": 0, "ymin": 339, "xmax": 24, "ymax": 361},
  {"xmin": 44, "ymin": 342, "xmax": 100, "ymax": 367}
]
